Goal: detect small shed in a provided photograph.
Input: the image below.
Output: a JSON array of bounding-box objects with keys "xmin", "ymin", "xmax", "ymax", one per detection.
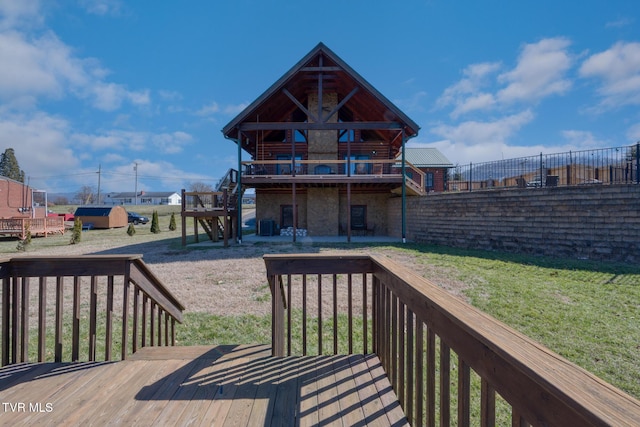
[{"xmin": 73, "ymin": 206, "xmax": 128, "ymax": 229}]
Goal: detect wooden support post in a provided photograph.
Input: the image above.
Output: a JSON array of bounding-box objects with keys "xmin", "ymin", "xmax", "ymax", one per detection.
[{"xmin": 181, "ymin": 189, "xmax": 186, "ymax": 246}]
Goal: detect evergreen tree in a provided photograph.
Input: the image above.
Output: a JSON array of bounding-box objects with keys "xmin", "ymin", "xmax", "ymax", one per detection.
[
  {"xmin": 126, "ymin": 223, "xmax": 136, "ymax": 236},
  {"xmin": 0, "ymin": 148, "xmax": 25, "ymax": 182},
  {"xmin": 16, "ymin": 224, "xmax": 31, "ymax": 251},
  {"xmin": 169, "ymin": 212, "xmax": 177, "ymax": 231},
  {"xmin": 70, "ymin": 217, "xmax": 82, "ymax": 244},
  {"xmin": 150, "ymin": 210, "xmax": 160, "ymax": 234}
]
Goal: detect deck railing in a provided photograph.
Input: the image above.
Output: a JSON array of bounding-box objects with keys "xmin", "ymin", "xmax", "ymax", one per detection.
[
  {"xmin": 1, "ymin": 255, "xmax": 184, "ymax": 365},
  {"xmin": 182, "ymin": 189, "xmax": 231, "ymax": 211},
  {"xmin": 265, "ymin": 254, "xmax": 640, "ymax": 426},
  {"xmin": 0, "ymin": 217, "xmax": 65, "ymax": 239},
  {"xmin": 242, "ymin": 159, "xmax": 426, "ymax": 192}
]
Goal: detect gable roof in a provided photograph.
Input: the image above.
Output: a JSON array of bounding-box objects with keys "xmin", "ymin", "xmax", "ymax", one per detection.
[
  {"xmin": 401, "ymin": 147, "xmax": 454, "ymax": 168},
  {"xmin": 222, "ymin": 42, "xmax": 419, "ymax": 152},
  {"xmin": 74, "ymin": 206, "xmax": 115, "ymax": 216}
]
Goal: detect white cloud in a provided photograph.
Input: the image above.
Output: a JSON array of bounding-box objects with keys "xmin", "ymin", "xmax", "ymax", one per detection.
[
  {"xmin": 436, "ymin": 38, "xmax": 573, "ymax": 119},
  {"xmin": 450, "ymin": 93, "xmax": 496, "ymax": 118},
  {"xmin": 626, "ymin": 123, "xmax": 640, "ymax": 142},
  {"xmin": 79, "ymin": 0, "xmax": 124, "ymax": 16},
  {"xmin": 579, "ymin": 41, "xmax": 640, "ymax": 109},
  {"xmin": 0, "ymin": 18, "xmax": 149, "ymax": 112},
  {"xmin": 88, "ymin": 82, "xmax": 150, "ymax": 111},
  {"xmin": 73, "ymin": 129, "xmax": 193, "ymax": 154},
  {"xmin": 605, "ymin": 17, "xmax": 634, "ymax": 29},
  {"xmin": 151, "ymin": 131, "xmax": 193, "ymax": 154},
  {"xmin": 560, "ymin": 130, "xmax": 609, "ymax": 148},
  {"xmin": 105, "ymin": 160, "xmax": 209, "ymax": 193},
  {"xmin": 395, "ymin": 90, "xmax": 428, "ymax": 113},
  {"xmin": 195, "ymin": 101, "xmax": 248, "ymax": 118},
  {"xmin": 195, "ymin": 102, "xmax": 220, "ymax": 116},
  {"xmin": 431, "ymin": 110, "xmax": 535, "ymax": 150},
  {"xmin": 0, "ymin": 31, "xmax": 65, "ymax": 99},
  {"xmin": 436, "ymin": 61, "xmax": 501, "ymax": 115},
  {"xmin": 0, "ymin": 0, "xmax": 42, "ymax": 31},
  {"xmin": 0, "ymin": 111, "xmax": 80, "ymax": 181},
  {"xmin": 224, "ymin": 102, "xmax": 248, "ymax": 115},
  {"xmin": 497, "ymin": 37, "xmax": 573, "ymax": 104}
]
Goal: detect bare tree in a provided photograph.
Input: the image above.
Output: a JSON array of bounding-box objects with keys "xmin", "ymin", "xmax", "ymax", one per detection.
[
  {"xmin": 188, "ymin": 181, "xmax": 214, "ymax": 192},
  {"xmin": 75, "ymin": 185, "xmax": 96, "ymax": 205}
]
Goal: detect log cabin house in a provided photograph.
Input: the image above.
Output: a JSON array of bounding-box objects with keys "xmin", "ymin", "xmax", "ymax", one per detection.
[{"xmin": 222, "ymin": 43, "xmax": 422, "ymax": 241}]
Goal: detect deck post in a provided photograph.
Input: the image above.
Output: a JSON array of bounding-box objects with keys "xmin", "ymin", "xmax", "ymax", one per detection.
[
  {"xmin": 401, "ymin": 128, "xmax": 407, "ymax": 243},
  {"xmin": 237, "ymin": 132, "xmax": 243, "ymax": 244},
  {"xmin": 181, "ymin": 189, "xmax": 186, "ymax": 246}
]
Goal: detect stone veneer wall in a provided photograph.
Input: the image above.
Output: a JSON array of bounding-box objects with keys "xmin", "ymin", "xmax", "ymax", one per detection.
[
  {"xmin": 307, "ymin": 188, "xmax": 339, "ymax": 235},
  {"xmin": 387, "ymin": 185, "xmax": 640, "ymax": 262},
  {"xmin": 340, "ymin": 192, "xmax": 389, "ymax": 235},
  {"xmin": 256, "ymin": 190, "xmax": 308, "ymax": 230}
]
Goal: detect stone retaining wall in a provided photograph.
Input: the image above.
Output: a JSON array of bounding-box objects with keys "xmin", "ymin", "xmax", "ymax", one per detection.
[{"xmin": 388, "ymin": 185, "xmax": 640, "ymax": 262}]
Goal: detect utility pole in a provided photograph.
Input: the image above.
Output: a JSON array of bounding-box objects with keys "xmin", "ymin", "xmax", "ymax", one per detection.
[
  {"xmin": 97, "ymin": 164, "xmax": 101, "ymax": 205},
  {"xmin": 134, "ymin": 162, "xmax": 138, "ymax": 205}
]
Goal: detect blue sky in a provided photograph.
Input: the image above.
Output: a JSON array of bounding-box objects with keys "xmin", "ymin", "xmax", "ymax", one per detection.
[{"xmin": 1, "ymin": 0, "xmax": 639, "ymax": 194}]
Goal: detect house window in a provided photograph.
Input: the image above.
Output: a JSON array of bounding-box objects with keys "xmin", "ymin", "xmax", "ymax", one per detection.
[
  {"xmin": 276, "ymin": 155, "xmax": 302, "ymax": 175},
  {"xmin": 350, "ymin": 205, "xmax": 367, "ymax": 230},
  {"xmin": 280, "ymin": 205, "xmax": 297, "ymax": 229},
  {"xmin": 425, "ymin": 172, "xmax": 434, "ymax": 190},
  {"xmin": 346, "ymin": 155, "xmax": 370, "ymax": 175}
]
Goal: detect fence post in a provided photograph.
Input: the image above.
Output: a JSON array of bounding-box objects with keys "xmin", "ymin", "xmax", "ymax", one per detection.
[
  {"xmin": 540, "ymin": 152, "xmax": 543, "ymax": 187},
  {"xmin": 636, "ymin": 141, "xmax": 640, "ymax": 184},
  {"xmin": 469, "ymin": 162, "xmax": 472, "ymax": 192}
]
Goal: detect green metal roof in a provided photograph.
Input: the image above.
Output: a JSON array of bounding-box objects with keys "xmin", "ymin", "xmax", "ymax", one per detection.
[{"xmin": 401, "ymin": 147, "xmax": 454, "ymax": 168}]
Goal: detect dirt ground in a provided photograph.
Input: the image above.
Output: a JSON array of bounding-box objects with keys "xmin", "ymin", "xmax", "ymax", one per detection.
[{"xmin": 11, "ymin": 230, "xmax": 468, "ymax": 317}]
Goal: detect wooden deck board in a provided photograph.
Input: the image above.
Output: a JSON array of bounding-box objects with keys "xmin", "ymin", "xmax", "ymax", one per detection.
[{"xmin": 0, "ymin": 345, "xmax": 407, "ymax": 426}]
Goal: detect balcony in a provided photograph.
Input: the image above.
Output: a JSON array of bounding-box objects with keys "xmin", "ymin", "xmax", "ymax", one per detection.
[
  {"xmin": 2, "ymin": 254, "xmax": 639, "ymax": 425},
  {"xmin": 242, "ymin": 159, "xmax": 426, "ymax": 195}
]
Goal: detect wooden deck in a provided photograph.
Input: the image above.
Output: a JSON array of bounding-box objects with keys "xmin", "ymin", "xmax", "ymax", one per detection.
[{"xmin": 0, "ymin": 345, "xmax": 407, "ymax": 426}]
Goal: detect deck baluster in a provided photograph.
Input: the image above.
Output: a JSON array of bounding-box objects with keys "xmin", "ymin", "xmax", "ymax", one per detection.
[
  {"xmin": 441, "ymin": 341, "xmax": 451, "ymax": 427},
  {"xmin": 55, "ymin": 276, "xmax": 63, "ymax": 362},
  {"xmin": 89, "ymin": 276, "xmax": 97, "ymax": 361},
  {"xmin": 20, "ymin": 277, "xmax": 29, "ymax": 363},
  {"xmin": 458, "ymin": 356, "xmax": 471, "ymax": 426},
  {"xmin": 133, "ymin": 286, "xmax": 139, "ymax": 353},
  {"xmin": 105, "ymin": 276, "xmax": 114, "ymax": 360},
  {"xmin": 72, "ymin": 277, "xmax": 81, "ymax": 361},
  {"xmin": 38, "ymin": 277, "xmax": 46, "ymax": 362},
  {"xmin": 141, "ymin": 294, "xmax": 148, "ymax": 348}
]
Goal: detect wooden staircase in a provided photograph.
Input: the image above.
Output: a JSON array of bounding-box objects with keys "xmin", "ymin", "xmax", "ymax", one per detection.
[{"xmin": 180, "ymin": 169, "xmax": 241, "ymax": 247}]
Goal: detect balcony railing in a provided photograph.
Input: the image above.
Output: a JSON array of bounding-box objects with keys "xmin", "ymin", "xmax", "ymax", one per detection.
[
  {"xmin": 265, "ymin": 254, "xmax": 640, "ymax": 426},
  {"xmin": 1, "ymin": 255, "xmax": 184, "ymax": 365},
  {"xmin": 242, "ymin": 159, "xmax": 426, "ymax": 193}
]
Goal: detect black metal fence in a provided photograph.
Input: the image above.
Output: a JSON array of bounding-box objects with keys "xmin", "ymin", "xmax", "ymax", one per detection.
[{"xmin": 446, "ymin": 143, "xmax": 640, "ymax": 191}]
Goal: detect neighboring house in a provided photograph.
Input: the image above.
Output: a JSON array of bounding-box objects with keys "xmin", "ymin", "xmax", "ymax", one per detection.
[
  {"xmin": 401, "ymin": 147, "xmax": 454, "ymax": 192},
  {"xmin": 105, "ymin": 191, "xmax": 182, "ymax": 206},
  {"xmin": 0, "ymin": 176, "xmax": 47, "ymax": 219},
  {"xmin": 222, "ymin": 43, "xmax": 421, "ymax": 239}
]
